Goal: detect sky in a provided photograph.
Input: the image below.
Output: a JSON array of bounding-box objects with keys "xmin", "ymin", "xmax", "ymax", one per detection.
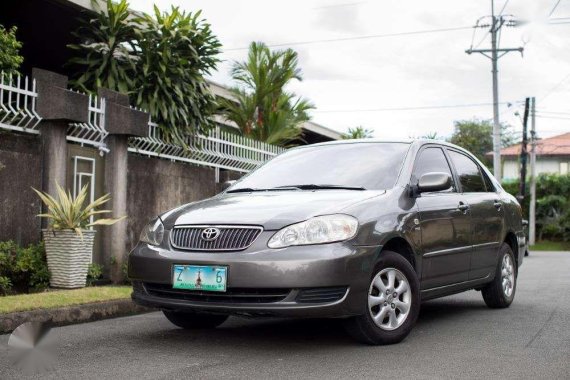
[{"xmin": 128, "ymin": 0, "xmax": 570, "ymax": 140}]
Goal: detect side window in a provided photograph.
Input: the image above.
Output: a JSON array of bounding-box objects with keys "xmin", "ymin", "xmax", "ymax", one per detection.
[
  {"xmin": 448, "ymin": 151, "xmax": 486, "ymax": 193},
  {"xmin": 481, "ymin": 170, "xmax": 496, "ymax": 192},
  {"xmin": 413, "ymin": 147, "xmax": 455, "ymax": 191}
]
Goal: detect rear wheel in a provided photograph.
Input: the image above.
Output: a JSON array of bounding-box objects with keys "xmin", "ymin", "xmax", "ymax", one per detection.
[
  {"xmin": 162, "ymin": 310, "xmax": 229, "ymax": 329},
  {"xmin": 481, "ymin": 243, "xmax": 517, "ymax": 308},
  {"xmin": 344, "ymin": 251, "xmax": 420, "ymax": 345}
]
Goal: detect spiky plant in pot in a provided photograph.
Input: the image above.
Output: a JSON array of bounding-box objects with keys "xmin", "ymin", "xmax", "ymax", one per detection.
[{"xmin": 33, "ymin": 183, "xmax": 124, "ymax": 288}]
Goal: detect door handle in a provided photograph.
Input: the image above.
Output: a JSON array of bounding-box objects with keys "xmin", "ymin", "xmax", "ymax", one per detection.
[
  {"xmin": 494, "ymin": 200, "xmax": 502, "ymax": 210},
  {"xmin": 457, "ymin": 202, "xmax": 469, "ymax": 212}
]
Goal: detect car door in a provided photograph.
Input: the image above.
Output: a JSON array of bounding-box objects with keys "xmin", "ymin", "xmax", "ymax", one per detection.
[
  {"xmin": 413, "ymin": 146, "xmax": 472, "ymax": 290},
  {"xmin": 447, "ymin": 150, "xmax": 504, "ymax": 280}
]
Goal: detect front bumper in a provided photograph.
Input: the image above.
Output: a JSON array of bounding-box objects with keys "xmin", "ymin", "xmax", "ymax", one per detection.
[{"xmin": 128, "ymin": 234, "xmax": 380, "ymax": 318}]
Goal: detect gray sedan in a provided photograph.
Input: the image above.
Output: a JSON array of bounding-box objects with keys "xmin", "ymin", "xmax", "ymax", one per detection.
[{"xmin": 129, "ymin": 140, "xmax": 525, "ymax": 344}]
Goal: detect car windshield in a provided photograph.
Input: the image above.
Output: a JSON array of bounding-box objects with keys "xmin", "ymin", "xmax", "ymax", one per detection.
[{"xmin": 228, "ymin": 142, "xmax": 410, "ymax": 192}]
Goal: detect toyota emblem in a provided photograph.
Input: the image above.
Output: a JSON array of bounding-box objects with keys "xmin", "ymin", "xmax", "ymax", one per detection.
[{"xmin": 201, "ymin": 227, "xmax": 221, "ymax": 241}]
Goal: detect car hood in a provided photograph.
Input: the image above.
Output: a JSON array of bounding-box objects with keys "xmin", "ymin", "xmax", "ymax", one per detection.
[{"xmin": 161, "ymin": 190, "xmax": 386, "ymax": 230}]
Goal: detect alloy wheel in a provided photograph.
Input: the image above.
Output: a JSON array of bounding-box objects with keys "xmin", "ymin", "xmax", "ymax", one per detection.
[
  {"xmin": 501, "ymin": 254, "xmax": 515, "ymax": 298},
  {"xmin": 368, "ymin": 268, "xmax": 412, "ymax": 331}
]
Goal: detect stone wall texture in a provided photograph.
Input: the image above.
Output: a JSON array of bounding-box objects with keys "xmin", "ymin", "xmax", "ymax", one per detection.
[{"xmin": 0, "ymin": 133, "xmax": 43, "ymax": 246}]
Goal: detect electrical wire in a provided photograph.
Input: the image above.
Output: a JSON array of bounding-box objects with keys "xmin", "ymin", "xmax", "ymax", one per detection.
[
  {"xmin": 312, "ymin": 102, "xmax": 510, "ymax": 113},
  {"xmin": 549, "ymin": 0, "xmax": 563, "ymax": 17},
  {"xmin": 223, "ymin": 26, "xmax": 474, "ymax": 51},
  {"xmin": 538, "ymin": 72, "xmax": 570, "ymax": 103},
  {"xmin": 499, "ymin": 0, "xmax": 511, "ymax": 16}
]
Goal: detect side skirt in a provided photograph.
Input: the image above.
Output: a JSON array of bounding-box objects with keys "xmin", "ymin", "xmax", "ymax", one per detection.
[{"xmin": 420, "ymin": 274, "xmax": 492, "ymax": 301}]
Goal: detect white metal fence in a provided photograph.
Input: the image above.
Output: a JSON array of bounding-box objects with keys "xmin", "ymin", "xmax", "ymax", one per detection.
[
  {"xmin": 67, "ymin": 95, "xmax": 107, "ymax": 148},
  {"xmin": 0, "ymin": 72, "xmax": 284, "ymax": 173},
  {"xmin": 128, "ymin": 122, "xmax": 285, "ymax": 173},
  {"xmin": 0, "ymin": 72, "xmax": 42, "ymax": 134}
]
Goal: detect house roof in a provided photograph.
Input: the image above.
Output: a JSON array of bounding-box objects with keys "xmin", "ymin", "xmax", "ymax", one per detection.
[{"xmin": 495, "ymin": 132, "xmax": 570, "ymax": 157}]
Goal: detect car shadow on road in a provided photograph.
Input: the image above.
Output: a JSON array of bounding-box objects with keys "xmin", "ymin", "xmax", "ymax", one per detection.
[{"xmin": 132, "ymin": 294, "xmax": 488, "ymax": 348}]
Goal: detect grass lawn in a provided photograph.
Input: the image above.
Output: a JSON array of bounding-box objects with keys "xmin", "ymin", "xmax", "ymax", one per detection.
[
  {"xmin": 530, "ymin": 241, "xmax": 570, "ymax": 251},
  {"xmin": 0, "ymin": 286, "xmax": 132, "ymax": 314}
]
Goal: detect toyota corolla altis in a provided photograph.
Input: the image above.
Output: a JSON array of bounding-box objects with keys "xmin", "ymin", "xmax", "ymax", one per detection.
[{"xmin": 129, "ymin": 140, "xmax": 524, "ymax": 344}]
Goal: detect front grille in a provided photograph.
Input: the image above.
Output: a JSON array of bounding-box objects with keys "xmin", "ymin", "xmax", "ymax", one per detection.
[
  {"xmin": 296, "ymin": 287, "xmax": 348, "ymax": 303},
  {"xmin": 171, "ymin": 225, "xmax": 263, "ymax": 251},
  {"xmin": 144, "ymin": 283, "xmax": 290, "ymax": 303}
]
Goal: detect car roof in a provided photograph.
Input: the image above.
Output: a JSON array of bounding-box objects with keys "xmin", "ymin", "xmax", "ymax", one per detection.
[{"xmin": 291, "ymin": 138, "xmax": 467, "ymax": 152}]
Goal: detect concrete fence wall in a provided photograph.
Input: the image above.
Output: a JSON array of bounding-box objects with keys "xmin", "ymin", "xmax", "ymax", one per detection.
[{"xmin": 0, "ymin": 68, "xmax": 243, "ymax": 282}]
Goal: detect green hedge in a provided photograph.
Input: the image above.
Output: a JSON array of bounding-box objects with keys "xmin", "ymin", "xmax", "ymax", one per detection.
[
  {"xmin": 502, "ymin": 174, "xmax": 570, "ymax": 241},
  {"xmin": 0, "ymin": 241, "xmax": 50, "ymax": 296}
]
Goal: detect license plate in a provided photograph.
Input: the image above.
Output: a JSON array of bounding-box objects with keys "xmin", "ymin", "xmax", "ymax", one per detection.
[{"xmin": 172, "ymin": 265, "xmax": 227, "ymax": 292}]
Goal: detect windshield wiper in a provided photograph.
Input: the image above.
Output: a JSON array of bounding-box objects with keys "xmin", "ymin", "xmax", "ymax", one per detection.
[
  {"xmin": 273, "ymin": 184, "xmax": 366, "ymax": 191},
  {"xmin": 226, "ymin": 187, "xmax": 267, "ymax": 193}
]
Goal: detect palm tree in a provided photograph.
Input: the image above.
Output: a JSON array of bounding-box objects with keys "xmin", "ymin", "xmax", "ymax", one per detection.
[
  {"xmin": 221, "ymin": 42, "xmax": 313, "ymax": 146},
  {"xmin": 342, "ymin": 126, "xmax": 374, "ymax": 139}
]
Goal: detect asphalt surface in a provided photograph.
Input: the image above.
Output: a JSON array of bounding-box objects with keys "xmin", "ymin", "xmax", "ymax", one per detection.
[{"xmin": 1, "ymin": 251, "xmax": 569, "ymax": 380}]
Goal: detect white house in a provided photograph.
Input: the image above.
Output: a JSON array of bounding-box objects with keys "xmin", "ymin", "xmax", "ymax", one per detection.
[{"xmin": 499, "ymin": 132, "xmax": 570, "ymax": 180}]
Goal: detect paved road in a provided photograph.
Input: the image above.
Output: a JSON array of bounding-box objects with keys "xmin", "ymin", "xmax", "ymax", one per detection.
[{"xmin": 1, "ymin": 251, "xmax": 569, "ymax": 380}]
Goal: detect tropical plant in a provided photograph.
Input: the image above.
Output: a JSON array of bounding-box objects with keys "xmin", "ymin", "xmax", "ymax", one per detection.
[
  {"xmin": 68, "ymin": 0, "xmax": 221, "ymax": 140},
  {"xmin": 32, "ymin": 183, "xmax": 125, "ymax": 237},
  {"xmin": 342, "ymin": 126, "xmax": 374, "ymax": 139},
  {"xmin": 0, "ymin": 24, "xmax": 24, "ymax": 75},
  {"xmin": 221, "ymin": 42, "xmax": 313, "ymax": 146}
]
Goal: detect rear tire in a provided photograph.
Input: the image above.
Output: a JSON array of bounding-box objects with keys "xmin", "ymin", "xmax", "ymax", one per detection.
[
  {"xmin": 162, "ymin": 310, "xmax": 229, "ymax": 329},
  {"xmin": 344, "ymin": 250, "xmax": 420, "ymax": 345},
  {"xmin": 482, "ymin": 243, "xmax": 517, "ymax": 308}
]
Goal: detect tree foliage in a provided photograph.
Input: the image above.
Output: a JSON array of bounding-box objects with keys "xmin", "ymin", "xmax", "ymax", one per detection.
[
  {"xmin": 0, "ymin": 24, "xmax": 24, "ymax": 75},
  {"xmin": 342, "ymin": 126, "xmax": 374, "ymax": 139},
  {"xmin": 448, "ymin": 119, "xmax": 518, "ymax": 168},
  {"xmin": 68, "ymin": 0, "xmax": 221, "ymax": 139},
  {"xmin": 221, "ymin": 42, "xmax": 313, "ymax": 146}
]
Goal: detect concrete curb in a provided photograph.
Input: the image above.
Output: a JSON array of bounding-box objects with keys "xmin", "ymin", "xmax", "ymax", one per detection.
[{"xmin": 0, "ymin": 299, "xmax": 154, "ymax": 334}]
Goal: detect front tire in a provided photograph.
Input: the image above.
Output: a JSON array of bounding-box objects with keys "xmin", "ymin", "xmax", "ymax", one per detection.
[
  {"xmin": 162, "ymin": 310, "xmax": 229, "ymax": 329},
  {"xmin": 344, "ymin": 250, "xmax": 420, "ymax": 345},
  {"xmin": 481, "ymin": 243, "xmax": 517, "ymax": 308}
]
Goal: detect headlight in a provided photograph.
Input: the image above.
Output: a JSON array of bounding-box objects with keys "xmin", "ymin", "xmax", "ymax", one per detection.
[
  {"xmin": 268, "ymin": 214, "xmax": 358, "ymax": 248},
  {"xmin": 139, "ymin": 218, "xmax": 164, "ymax": 246}
]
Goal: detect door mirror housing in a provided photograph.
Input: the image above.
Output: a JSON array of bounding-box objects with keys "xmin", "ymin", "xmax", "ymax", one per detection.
[{"xmin": 417, "ymin": 172, "xmax": 452, "ymax": 193}]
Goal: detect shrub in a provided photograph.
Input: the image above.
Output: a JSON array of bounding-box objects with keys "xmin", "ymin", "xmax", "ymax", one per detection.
[
  {"xmin": 0, "ymin": 241, "xmax": 50, "ymax": 295},
  {"xmin": 86, "ymin": 263, "xmax": 104, "ymax": 285}
]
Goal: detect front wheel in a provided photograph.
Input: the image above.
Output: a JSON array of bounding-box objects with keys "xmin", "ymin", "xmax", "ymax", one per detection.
[
  {"xmin": 344, "ymin": 251, "xmax": 420, "ymax": 345},
  {"xmin": 481, "ymin": 243, "xmax": 517, "ymax": 308},
  {"xmin": 162, "ymin": 310, "xmax": 229, "ymax": 329}
]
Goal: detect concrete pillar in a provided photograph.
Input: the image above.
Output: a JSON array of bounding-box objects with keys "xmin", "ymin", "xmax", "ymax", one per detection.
[
  {"xmin": 97, "ymin": 88, "xmax": 148, "ymax": 283},
  {"xmin": 102, "ymin": 135, "xmax": 129, "ymax": 282},
  {"xmin": 40, "ymin": 120, "xmax": 68, "ymax": 198}
]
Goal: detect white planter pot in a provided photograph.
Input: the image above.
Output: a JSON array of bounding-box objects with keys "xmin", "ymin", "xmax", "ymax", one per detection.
[{"xmin": 42, "ymin": 229, "xmax": 96, "ymax": 289}]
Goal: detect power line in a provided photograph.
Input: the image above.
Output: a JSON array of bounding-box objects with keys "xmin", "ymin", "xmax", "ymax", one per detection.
[
  {"xmin": 223, "ymin": 26, "xmax": 474, "ymax": 51},
  {"xmin": 538, "ymin": 72, "xmax": 570, "ymax": 103},
  {"xmin": 499, "ymin": 0, "xmax": 510, "ymax": 15},
  {"xmin": 312, "ymin": 102, "xmax": 510, "ymax": 113},
  {"xmin": 549, "ymin": 0, "xmax": 563, "ymax": 17}
]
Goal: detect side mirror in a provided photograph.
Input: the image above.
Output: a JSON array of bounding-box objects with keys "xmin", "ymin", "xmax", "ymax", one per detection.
[
  {"xmin": 221, "ymin": 180, "xmax": 236, "ymax": 191},
  {"xmin": 417, "ymin": 172, "xmax": 452, "ymax": 193}
]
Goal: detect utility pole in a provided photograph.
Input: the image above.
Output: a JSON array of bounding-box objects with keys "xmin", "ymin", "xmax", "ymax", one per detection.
[
  {"xmin": 529, "ymin": 96, "xmax": 537, "ymax": 246},
  {"xmin": 518, "ymin": 97, "xmax": 530, "ymax": 200},
  {"xmin": 466, "ymin": 0, "xmax": 524, "ymax": 181}
]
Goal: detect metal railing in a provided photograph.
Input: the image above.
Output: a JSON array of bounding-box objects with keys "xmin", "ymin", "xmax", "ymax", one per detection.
[
  {"xmin": 128, "ymin": 122, "xmax": 285, "ymax": 173},
  {"xmin": 0, "ymin": 72, "xmax": 42, "ymax": 134},
  {"xmin": 0, "ymin": 72, "xmax": 284, "ymax": 173},
  {"xmin": 67, "ymin": 95, "xmax": 107, "ymax": 148}
]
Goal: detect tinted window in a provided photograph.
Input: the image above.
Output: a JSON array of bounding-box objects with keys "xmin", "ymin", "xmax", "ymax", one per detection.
[
  {"xmin": 230, "ymin": 143, "xmax": 410, "ymax": 191},
  {"xmin": 448, "ymin": 151, "xmax": 486, "ymax": 192},
  {"xmin": 413, "ymin": 147, "xmax": 454, "ymax": 190}
]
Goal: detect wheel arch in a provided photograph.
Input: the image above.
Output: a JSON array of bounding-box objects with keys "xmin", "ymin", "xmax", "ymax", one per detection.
[
  {"xmin": 504, "ymin": 231, "xmax": 519, "ymax": 266},
  {"xmin": 380, "ymin": 236, "xmax": 417, "ymax": 273}
]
